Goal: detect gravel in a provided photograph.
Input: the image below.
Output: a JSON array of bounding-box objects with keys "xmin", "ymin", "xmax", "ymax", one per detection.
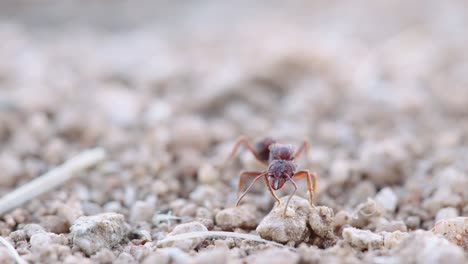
[{"xmin": 0, "ymin": 1, "xmax": 468, "ymax": 263}]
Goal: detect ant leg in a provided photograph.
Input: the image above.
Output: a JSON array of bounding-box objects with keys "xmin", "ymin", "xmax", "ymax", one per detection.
[
  {"xmin": 237, "ymin": 171, "xmax": 265, "ymax": 197},
  {"xmin": 263, "ymin": 175, "xmax": 282, "ymax": 206},
  {"xmin": 293, "ymin": 139, "xmax": 309, "ymax": 160},
  {"xmin": 293, "ymin": 170, "xmax": 317, "ymax": 207},
  {"xmin": 235, "ymin": 172, "xmax": 266, "ymax": 206},
  {"xmin": 224, "ymin": 136, "xmax": 268, "ymax": 167},
  {"xmin": 284, "ymin": 178, "xmax": 298, "ymax": 216}
]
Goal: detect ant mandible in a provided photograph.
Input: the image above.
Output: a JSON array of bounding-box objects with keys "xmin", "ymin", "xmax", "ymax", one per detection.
[{"xmin": 224, "ymin": 136, "xmax": 317, "ymax": 215}]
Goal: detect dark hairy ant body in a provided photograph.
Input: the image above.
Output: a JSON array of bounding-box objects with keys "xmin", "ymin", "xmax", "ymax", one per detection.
[{"xmin": 225, "ymin": 136, "xmax": 318, "ymax": 214}]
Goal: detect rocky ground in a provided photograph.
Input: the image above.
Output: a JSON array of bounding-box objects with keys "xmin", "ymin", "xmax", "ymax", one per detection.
[{"xmin": 0, "ymin": 1, "xmax": 467, "ymax": 263}]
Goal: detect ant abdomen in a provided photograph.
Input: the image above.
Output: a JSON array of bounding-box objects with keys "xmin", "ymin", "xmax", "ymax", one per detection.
[{"xmin": 254, "ymin": 137, "xmax": 276, "ymax": 162}]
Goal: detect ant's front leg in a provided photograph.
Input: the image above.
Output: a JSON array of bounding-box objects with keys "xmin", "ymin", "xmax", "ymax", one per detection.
[
  {"xmin": 293, "ymin": 139, "xmax": 309, "ymax": 160},
  {"xmin": 235, "ymin": 171, "xmax": 266, "ymax": 206},
  {"xmin": 223, "ymin": 136, "xmax": 268, "ymax": 168},
  {"xmin": 263, "ymin": 175, "xmax": 282, "ymax": 206},
  {"xmin": 292, "ymin": 170, "xmax": 317, "ymax": 207}
]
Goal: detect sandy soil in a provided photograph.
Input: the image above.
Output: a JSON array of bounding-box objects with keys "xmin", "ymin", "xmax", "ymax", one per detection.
[{"xmin": 0, "ymin": 1, "xmax": 467, "ymax": 263}]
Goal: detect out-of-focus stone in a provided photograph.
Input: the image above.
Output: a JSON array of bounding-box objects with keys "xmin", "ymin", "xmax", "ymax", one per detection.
[
  {"xmin": 359, "ymin": 139, "xmax": 409, "ymax": 186},
  {"xmin": 245, "ymin": 248, "xmax": 300, "ymax": 264},
  {"xmin": 435, "ymin": 207, "xmax": 459, "ymax": 222},
  {"xmin": 375, "ymin": 187, "xmax": 398, "ymax": 213},
  {"xmin": 215, "ymin": 205, "xmax": 262, "ymax": 230},
  {"xmin": 432, "ymin": 217, "xmax": 467, "ymax": 251}
]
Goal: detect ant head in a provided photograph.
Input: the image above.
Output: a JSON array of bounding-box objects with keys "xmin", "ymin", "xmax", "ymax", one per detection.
[
  {"xmin": 267, "ymin": 159, "xmax": 297, "ymax": 190},
  {"xmin": 269, "ymin": 143, "xmax": 294, "ymax": 160}
]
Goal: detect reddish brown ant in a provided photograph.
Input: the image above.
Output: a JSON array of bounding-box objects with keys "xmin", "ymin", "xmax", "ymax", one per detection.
[{"xmin": 224, "ymin": 136, "xmax": 317, "ymax": 215}]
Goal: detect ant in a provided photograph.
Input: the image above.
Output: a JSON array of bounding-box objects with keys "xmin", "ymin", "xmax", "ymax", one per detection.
[{"xmin": 224, "ymin": 136, "xmax": 317, "ymax": 215}]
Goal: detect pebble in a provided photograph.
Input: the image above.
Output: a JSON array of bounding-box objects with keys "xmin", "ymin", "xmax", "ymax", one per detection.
[
  {"xmin": 40, "ymin": 215, "xmax": 70, "ymax": 234},
  {"xmin": 0, "ymin": 152, "xmax": 21, "ymax": 186},
  {"xmin": 435, "ymin": 207, "xmax": 459, "ymax": 222},
  {"xmin": 192, "ymin": 249, "xmax": 230, "ymax": 264},
  {"xmin": 215, "ymin": 205, "xmax": 262, "ymax": 230},
  {"xmin": 197, "ymin": 163, "xmax": 219, "ymax": 184},
  {"xmin": 129, "ymin": 196, "xmax": 157, "ymax": 223},
  {"xmin": 384, "ymin": 230, "xmax": 467, "ymax": 264},
  {"xmin": 350, "ymin": 198, "xmax": 383, "ymax": 228},
  {"xmin": 95, "ymin": 86, "xmax": 142, "ymax": 127},
  {"xmin": 256, "ymin": 196, "xmax": 311, "ymax": 244},
  {"xmin": 30, "ymin": 232, "xmax": 67, "ymax": 251},
  {"xmin": 432, "ymin": 217, "xmax": 467, "ymax": 251},
  {"xmin": 359, "ymin": 139, "xmax": 408, "ymax": 185},
  {"xmin": 245, "ymin": 248, "xmax": 300, "ymax": 264},
  {"xmin": 23, "ymin": 224, "xmax": 46, "ymax": 239},
  {"xmin": 70, "ymin": 213, "xmax": 129, "ymax": 256},
  {"xmin": 143, "ymin": 248, "xmax": 191, "ymax": 264},
  {"xmin": 374, "ymin": 187, "xmax": 398, "ymax": 213},
  {"xmin": 342, "ymin": 227, "xmax": 384, "ymax": 250},
  {"xmin": 308, "ymin": 206, "xmax": 335, "ymax": 240}
]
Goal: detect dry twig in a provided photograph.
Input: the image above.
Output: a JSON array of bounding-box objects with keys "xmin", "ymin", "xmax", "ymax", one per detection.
[
  {"xmin": 0, "ymin": 148, "xmax": 106, "ymax": 216},
  {"xmin": 157, "ymin": 231, "xmax": 295, "ymax": 251},
  {"xmin": 0, "ymin": 237, "xmax": 27, "ymax": 264}
]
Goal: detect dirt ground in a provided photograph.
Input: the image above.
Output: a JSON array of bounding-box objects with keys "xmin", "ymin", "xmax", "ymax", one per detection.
[{"xmin": 0, "ymin": 1, "xmax": 467, "ymax": 263}]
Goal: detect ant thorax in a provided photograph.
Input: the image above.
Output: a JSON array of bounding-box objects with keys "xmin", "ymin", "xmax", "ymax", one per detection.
[{"xmin": 268, "ymin": 143, "xmax": 294, "ymax": 161}]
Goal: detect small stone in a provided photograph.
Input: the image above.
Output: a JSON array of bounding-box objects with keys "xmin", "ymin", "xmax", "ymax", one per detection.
[
  {"xmin": 350, "ymin": 198, "xmax": 383, "ymax": 228},
  {"xmin": 70, "ymin": 213, "xmax": 129, "ymax": 256},
  {"xmin": 90, "ymin": 248, "xmax": 116, "ymax": 263},
  {"xmin": 143, "ymin": 248, "xmax": 191, "ymax": 264},
  {"xmin": 30, "ymin": 232, "xmax": 68, "ymax": 251},
  {"xmin": 40, "ymin": 215, "xmax": 70, "ymax": 234},
  {"xmin": 95, "ymin": 86, "xmax": 142, "ymax": 127},
  {"xmin": 196, "ymin": 207, "xmax": 214, "ymax": 229},
  {"xmin": 435, "ymin": 207, "xmax": 459, "ymax": 222},
  {"xmin": 329, "ymin": 159, "xmax": 355, "ymax": 185},
  {"xmin": 375, "ymin": 187, "xmax": 398, "ymax": 213},
  {"xmin": 382, "ymin": 231, "xmax": 409, "ymax": 249},
  {"xmin": 189, "ymin": 185, "xmax": 224, "ymax": 208},
  {"xmin": 256, "ymin": 196, "xmax": 311, "ymax": 244},
  {"xmin": 192, "ymin": 249, "xmax": 230, "ymax": 264},
  {"xmin": 432, "ymin": 217, "xmax": 467, "ymax": 251},
  {"xmin": 245, "ymin": 248, "xmax": 300, "ymax": 264},
  {"xmin": 215, "ymin": 205, "xmax": 262, "ymax": 230},
  {"xmin": 197, "ymin": 163, "xmax": 219, "ymax": 184},
  {"xmin": 387, "ymin": 230, "xmax": 467, "ymax": 264},
  {"xmin": 170, "ymin": 116, "xmax": 210, "ymax": 150},
  {"xmin": 115, "ymin": 252, "xmax": 135, "ymax": 264},
  {"xmin": 158, "ymin": 221, "xmax": 208, "ymax": 251},
  {"xmin": 0, "ymin": 153, "xmax": 21, "ymax": 187},
  {"xmin": 375, "ymin": 218, "xmax": 407, "ymax": 232},
  {"xmin": 333, "ymin": 210, "xmax": 351, "ymax": 229},
  {"xmin": 144, "ymin": 99, "xmax": 172, "ymax": 124},
  {"xmin": 9, "ymin": 230, "xmax": 27, "ymax": 242},
  {"xmin": 308, "ymin": 206, "xmax": 335, "ymax": 240},
  {"xmin": 130, "ymin": 196, "xmax": 157, "ymax": 223},
  {"xmin": 342, "ymin": 227, "xmax": 384, "ymax": 250},
  {"xmin": 359, "ymin": 139, "xmax": 409, "ymax": 186},
  {"xmin": 23, "ymin": 224, "xmax": 46, "ymax": 239},
  {"xmin": 405, "ymin": 216, "xmax": 421, "ymax": 230}
]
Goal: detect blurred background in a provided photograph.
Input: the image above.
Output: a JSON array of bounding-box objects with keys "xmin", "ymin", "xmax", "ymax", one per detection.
[{"xmin": 0, "ymin": 0, "xmax": 467, "ymax": 238}]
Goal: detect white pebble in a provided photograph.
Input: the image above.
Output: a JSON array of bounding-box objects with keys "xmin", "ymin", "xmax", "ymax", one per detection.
[
  {"xmin": 215, "ymin": 205, "xmax": 261, "ymax": 230},
  {"xmin": 375, "ymin": 187, "xmax": 398, "ymax": 213},
  {"xmin": 435, "ymin": 207, "xmax": 459, "ymax": 222},
  {"xmin": 71, "ymin": 213, "xmax": 129, "ymax": 256},
  {"xmin": 256, "ymin": 196, "xmax": 311, "ymax": 244}
]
